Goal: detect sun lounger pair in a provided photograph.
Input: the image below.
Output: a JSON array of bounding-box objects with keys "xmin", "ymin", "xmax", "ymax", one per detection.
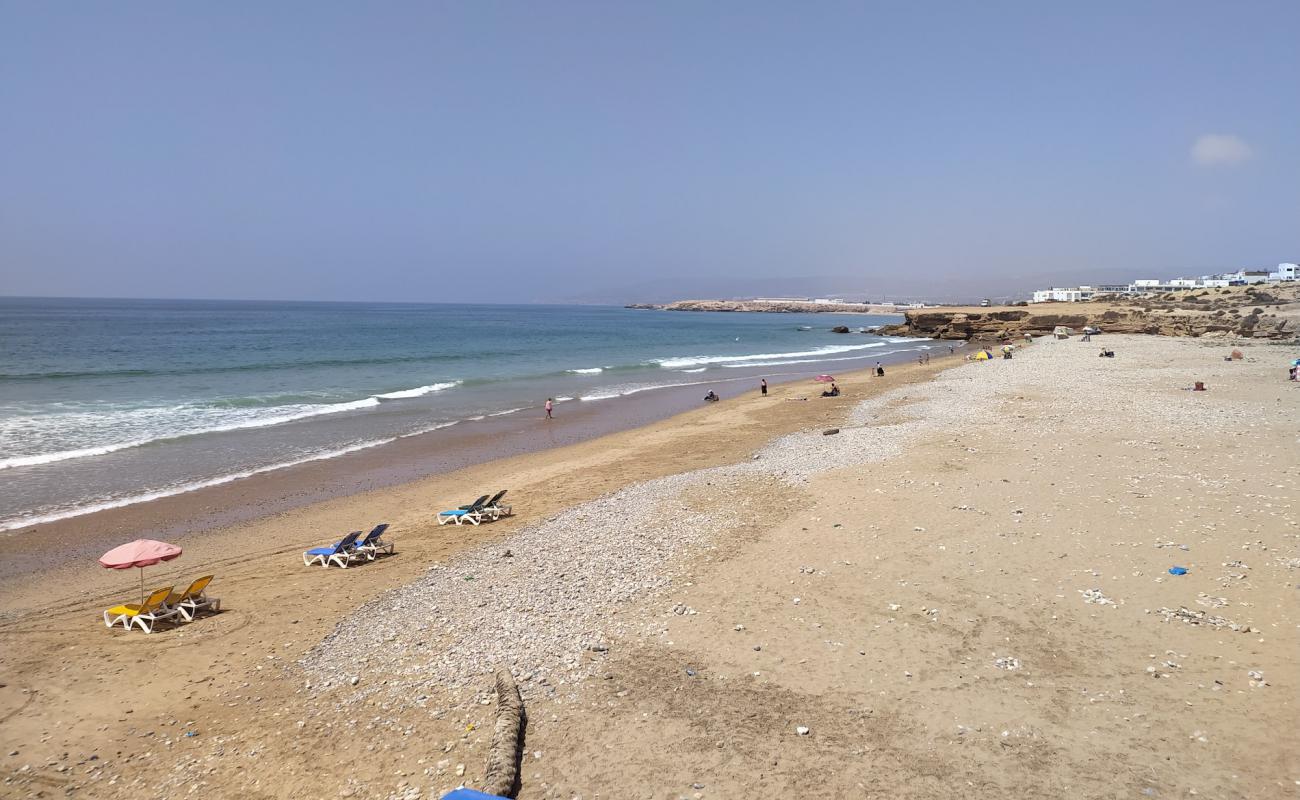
[
  {"xmin": 103, "ymin": 576, "xmax": 221, "ymax": 634},
  {"xmin": 437, "ymin": 490, "xmax": 511, "ymax": 525},
  {"xmin": 302, "ymin": 523, "xmax": 393, "ymax": 568}
]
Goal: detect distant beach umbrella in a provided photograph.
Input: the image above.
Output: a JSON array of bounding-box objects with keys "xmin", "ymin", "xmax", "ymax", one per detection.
[
  {"xmin": 99, "ymin": 539, "xmax": 182, "ymax": 604},
  {"xmin": 814, "ymin": 374, "xmax": 836, "ymax": 382}
]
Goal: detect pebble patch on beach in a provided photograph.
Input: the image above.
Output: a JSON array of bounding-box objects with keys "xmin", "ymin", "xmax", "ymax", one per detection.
[{"xmin": 300, "ymin": 337, "xmax": 1296, "ymax": 715}]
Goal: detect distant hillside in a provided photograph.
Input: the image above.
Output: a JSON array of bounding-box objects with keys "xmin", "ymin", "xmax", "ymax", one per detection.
[
  {"xmin": 877, "ymin": 282, "xmax": 1300, "ymax": 341},
  {"xmin": 626, "ymin": 300, "xmax": 909, "ymax": 314}
]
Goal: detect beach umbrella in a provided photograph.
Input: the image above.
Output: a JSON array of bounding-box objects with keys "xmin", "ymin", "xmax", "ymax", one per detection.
[
  {"xmin": 99, "ymin": 539, "xmax": 182, "ymax": 604},
  {"xmin": 814, "ymin": 374, "xmax": 836, "ymax": 382}
]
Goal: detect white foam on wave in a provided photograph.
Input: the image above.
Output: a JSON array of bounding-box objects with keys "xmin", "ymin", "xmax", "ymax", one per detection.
[
  {"xmin": 397, "ymin": 421, "xmax": 460, "ymax": 438},
  {"xmin": 0, "ymin": 440, "xmax": 152, "ymax": 470},
  {"xmin": 375, "ymin": 381, "xmax": 460, "ymax": 399},
  {"xmin": 0, "ymin": 397, "xmax": 384, "ymax": 471},
  {"xmin": 0, "ymin": 437, "xmax": 398, "ymax": 532},
  {"xmin": 579, "ymin": 377, "xmax": 725, "ymax": 402},
  {"xmin": 720, "ymin": 349, "xmax": 911, "ymax": 369},
  {"xmin": 488, "ymin": 407, "xmax": 529, "ymax": 417},
  {"xmin": 565, "ymin": 367, "xmax": 605, "ymax": 375},
  {"xmin": 654, "ymin": 342, "xmax": 887, "ymax": 370},
  {"xmin": 678, "ymin": 367, "xmax": 708, "ymax": 373}
]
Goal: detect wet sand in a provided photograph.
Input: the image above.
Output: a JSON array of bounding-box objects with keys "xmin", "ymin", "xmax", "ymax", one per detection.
[{"xmin": 0, "ymin": 348, "xmax": 930, "ymax": 579}]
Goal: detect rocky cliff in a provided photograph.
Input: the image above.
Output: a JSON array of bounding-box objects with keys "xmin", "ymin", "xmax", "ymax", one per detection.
[{"xmin": 876, "ymin": 283, "xmax": 1298, "ymax": 342}]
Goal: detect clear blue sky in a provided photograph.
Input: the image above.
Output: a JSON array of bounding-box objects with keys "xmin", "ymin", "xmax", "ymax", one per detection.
[{"xmin": 2, "ymin": 2, "xmax": 1296, "ymax": 303}]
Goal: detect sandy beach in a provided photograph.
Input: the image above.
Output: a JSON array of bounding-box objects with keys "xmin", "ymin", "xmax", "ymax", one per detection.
[{"xmin": 1, "ymin": 335, "xmax": 1297, "ymax": 799}]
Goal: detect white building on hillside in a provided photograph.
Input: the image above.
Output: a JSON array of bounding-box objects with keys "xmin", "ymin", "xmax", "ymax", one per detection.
[
  {"xmin": 1225, "ymin": 269, "xmax": 1272, "ymax": 285},
  {"xmin": 1268, "ymin": 262, "xmax": 1298, "ymax": 282},
  {"xmin": 1032, "ymin": 286, "xmax": 1094, "ymax": 303}
]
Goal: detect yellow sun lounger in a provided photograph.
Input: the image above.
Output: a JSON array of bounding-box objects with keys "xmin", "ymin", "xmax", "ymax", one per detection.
[
  {"xmin": 104, "ymin": 586, "xmax": 179, "ymax": 634},
  {"xmin": 165, "ymin": 576, "xmax": 221, "ymax": 621}
]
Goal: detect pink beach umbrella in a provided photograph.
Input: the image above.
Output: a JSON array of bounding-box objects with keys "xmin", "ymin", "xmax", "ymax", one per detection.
[
  {"xmin": 99, "ymin": 539, "xmax": 182, "ymax": 604},
  {"xmin": 814, "ymin": 374, "xmax": 836, "ymax": 382}
]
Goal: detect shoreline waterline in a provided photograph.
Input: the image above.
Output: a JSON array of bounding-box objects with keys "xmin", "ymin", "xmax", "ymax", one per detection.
[
  {"xmin": 0, "ymin": 347, "xmax": 946, "ymax": 577},
  {"xmin": 1, "ymin": 299, "xmax": 927, "ymax": 530}
]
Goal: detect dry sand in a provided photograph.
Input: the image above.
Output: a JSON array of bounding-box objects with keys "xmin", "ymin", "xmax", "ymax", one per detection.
[{"xmin": 1, "ymin": 336, "xmax": 1297, "ymax": 800}]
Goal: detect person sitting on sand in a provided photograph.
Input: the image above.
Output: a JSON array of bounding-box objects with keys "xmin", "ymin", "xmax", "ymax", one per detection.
[
  {"xmin": 704, "ymin": 390, "xmax": 719, "ymax": 402},
  {"xmin": 820, "ymin": 383, "xmax": 840, "ymax": 397}
]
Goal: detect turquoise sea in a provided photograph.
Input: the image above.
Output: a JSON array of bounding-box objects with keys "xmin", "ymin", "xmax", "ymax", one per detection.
[{"xmin": 0, "ymin": 298, "xmax": 927, "ymax": 530}]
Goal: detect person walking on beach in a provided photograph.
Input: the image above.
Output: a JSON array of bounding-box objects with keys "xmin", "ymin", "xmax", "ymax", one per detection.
[
  {"xmin": 544, "ymin": 398, "xmax": 553, "ymax": 419},
  {"xmin": 760, "ymin": 379, "xmax": 767, "ymax": 396},
  {"xmin": 876, "ymin": 361, "xmax": 885, "ymax": 377}
]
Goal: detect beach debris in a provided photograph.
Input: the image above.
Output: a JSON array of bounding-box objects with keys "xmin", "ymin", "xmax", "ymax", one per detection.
[
  {"xmin": 1195, "ymin": 593, "xmax": 1228, "ymax": 608},
  {"xmin": 733, "ymin": 624, "xmax": 745, "ymax": 631},
  {"xmin": 1080, "ymin": 588, "xmax": 1115, "ymax": 605},
  {"xmin": 795, "ymin": 726, "xmax": 810, "ymax": 736},
  {"xmin": 993, "ymin": 656, "xmax": 1020, "ymax": 670},
  {"xmin": 672, "ymin": 603, "xmax": 697, "ymax": 616},
  {"xmin": 1152, "ymin": 606, "xmax": 1247, "ymax": 631},
  {"xmin": 823, "ymin": 428, "xmax": 840, "ymax": 436},
  {"xmin": 685, "ymin": 667, "xmax": 697, "ymax": 677},
  {"xmin": 1168, "ymin": 566, "xmax": 1189, "ymax": 576},
  {"xmin": 349, "ymin": 675, "xmax": 360, "ymax": 686}
]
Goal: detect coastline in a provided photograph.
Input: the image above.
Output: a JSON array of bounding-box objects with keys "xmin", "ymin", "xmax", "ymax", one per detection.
[
  {"xmin": 0, "ymin": 344, "xmax": 935, "ymax": 579},
  {"xmin": 2, "ymin": 335, "xmax": 1294, "ymax": 799}
]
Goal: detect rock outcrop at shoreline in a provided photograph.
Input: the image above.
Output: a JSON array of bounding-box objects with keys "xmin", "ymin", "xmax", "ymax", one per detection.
[
  {"xmin": 626, "ymin": 300, "xmax": 906, "ymax": 313},
  {"xmin": 876, "ymin": 282, "xmax": 1299, "ymax": 341}
]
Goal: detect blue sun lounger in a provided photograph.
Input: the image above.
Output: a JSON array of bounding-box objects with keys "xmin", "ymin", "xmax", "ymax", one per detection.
[
  {"xmin": 355, "ymin": 523, "xmax": 393, "ymax": 560},
  {"xmin": 438, "ymin": 495, "xmax": 489, "ymax": 526},
  {"xmin": 303, "ymin": 530, "xmax": 362, "ymax": 568}
]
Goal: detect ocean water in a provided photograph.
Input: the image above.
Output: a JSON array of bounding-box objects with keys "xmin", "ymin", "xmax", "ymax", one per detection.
[{"xmin": 0, "ymin": 298, "xmax": 925, "ymax": 530}]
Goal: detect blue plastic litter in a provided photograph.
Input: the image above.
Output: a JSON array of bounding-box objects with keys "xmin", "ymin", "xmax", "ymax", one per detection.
[
  {"xmin": 685, "ymin": 667, "xmax": 697, "ymax": 677},
  {"xmin": 1168, "ymin": 566, "xmax": 1188, "ymax": 576},
  {"xmin": 441, "ymin": 790, "xmax": 507, "ymax": 800}
]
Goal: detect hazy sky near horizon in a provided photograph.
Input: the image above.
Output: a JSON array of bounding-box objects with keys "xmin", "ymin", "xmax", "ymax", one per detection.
[{"xmin": 2, "ymin": 2, "xmax": 1297, "ymax": 303}]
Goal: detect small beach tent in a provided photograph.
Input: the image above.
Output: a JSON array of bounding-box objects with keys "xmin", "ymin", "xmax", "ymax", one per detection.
[
  {"xmin": 1053, "ymin": 326, "xmax": 1072, "ymax": 339},
  {"xmin": 972, "ymin": 350, "xmax": 991, "ymax": 361}
]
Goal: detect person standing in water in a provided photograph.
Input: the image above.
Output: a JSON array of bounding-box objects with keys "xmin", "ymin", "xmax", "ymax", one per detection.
[
  {"xmin": 544, "ymin": 398, "xmax": 554, "ymax": 419},
  {"xmin": 760, "ymin": 379, "xmax": 767, "ymax": 396}
]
